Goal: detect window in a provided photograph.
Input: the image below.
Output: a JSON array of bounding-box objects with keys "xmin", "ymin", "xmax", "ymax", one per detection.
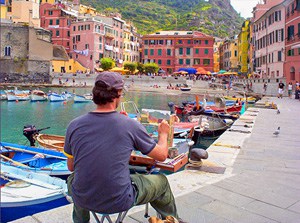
[
  {"xmin": 205, "ymin": 40, "xmax": 208, "ymax": 45},
  {"xmin": 158, "ymin": 59, "xmax": 162, "ymax": 65},
  {"xmin": 4, "ymin": 46, "xmax": 11, "ymax": 56},
  {"xmin": 203, "ymin": 59, "xmax": 210, "ymax": 65},
  {"xmin": 49, "ymin": 10, "xmax": 53, "ymax": 15},
  {"xmin": 67, "ymin": 42, "xmax": 69, "ymax": 46},
  {"xmin": 288, "ymin": 49, "xmax": 294, "ymax": 56},
  {"xmin": 49, "ymin": 20, "xmax": 53, "ymax": 25},
  {"xmin": 187, "ymin": 40, "xmax": 191, "ymax": 44},
  {"xmin": 195, "ymin": 49, "xmax": 199, "ymax": 54},
  {"xmin": 194, "ymin": 58, "xmax": 200, "ymax": 65},
  {"xmin": 167, "ymin": 49, "xmax": 171, "ymax": 56},
  {"xmin": 158, "ymin": 40, "xmax": 163, "ymax": 45},
  {"xmin": 179, "ymin": 48, "xmax": 183, "ymax": 55},
  {"xmin": 56, "ymin": 30, "xmax": 59, "ymax": 36},
  {"xmin": 179, "ymin": 59, "xmax": 183, "ymax": 65},
  {"xmin": 144, "ymin": 49, "xmax": 148, "ymax": 56},
  {"xmin": 85, "ymin": 44, "xmax": 89, "ymax": 49},
  {"xmin": 234, "ymin": 50, "xmax": 237, "ymax": 57},
  {"xmin": 144, "ymin": 40, "xmax": 148, "ymax": 45},
  {"xmin": 167, "ymin": 60, "xmax": 171, "ymax": 65},
  {"xmin": 67, "ymin": 31, "xmax": 70, "ymax": 37},
  {"xmin": 158, "ymin": 49, "xmax": 162, "ymax": 55},
  {"xmin": 73, "ymin": 26, "xmax": 76, "ymax": 31},
  {"xmin": 287, "ymin": 25, "xmax": 295, "ymax": 40},
  {"xmin": 178, "ymin": 40, "xmax": 183, "ymax": 44},
  {"xmin": 186, "ymin": 48, "xmax": 191, "ymax": 55},
  {"xmin": 56, "ymin": 19, "xmax": 59, "ymax": 25},
  {"xmin": 186, "ymin": 59, "xmax": 190, "ymax": 65},
  {"xmin": 278, "ymin": 51, "xmax": 282, "ymax": 61},
  {"xmin": 150, "ymin": 49, "xmax": 154, "ymax": 55},
  {"xmin": 204, "ymin": 49, "xmax": 209, "ymax": 54}
]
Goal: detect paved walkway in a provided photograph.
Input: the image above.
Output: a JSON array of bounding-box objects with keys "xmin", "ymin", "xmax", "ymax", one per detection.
[{"xmin": 10, "ymin": 97, "xmax": 300, "ymax": 223}]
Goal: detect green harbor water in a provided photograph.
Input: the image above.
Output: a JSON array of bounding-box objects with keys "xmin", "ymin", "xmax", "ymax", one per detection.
[{"xmin": 1, "ymin": 88, "xmax": 206, "ymax": 146}]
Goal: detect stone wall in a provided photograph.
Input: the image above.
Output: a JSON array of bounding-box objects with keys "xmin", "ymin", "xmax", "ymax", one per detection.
[{"xmin": 0, "ymin": 60, "xmax": 51, "ymax": 83}]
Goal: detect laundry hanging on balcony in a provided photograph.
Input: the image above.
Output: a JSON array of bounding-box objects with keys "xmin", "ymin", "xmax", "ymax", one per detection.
[{"xmin": 74, "ymin": 49, "xmax": 89, "ymax": 56}]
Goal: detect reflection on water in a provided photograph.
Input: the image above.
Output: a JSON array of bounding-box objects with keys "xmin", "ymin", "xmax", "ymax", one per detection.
[{"xmin": 1, "ymin": 88, "xmax": 197, "ymax": 144}]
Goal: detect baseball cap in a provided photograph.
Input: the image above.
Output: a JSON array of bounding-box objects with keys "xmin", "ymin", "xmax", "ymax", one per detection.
[{"xmin": 95, "ymin": 71, "xmax": 124, "ymax": 90}]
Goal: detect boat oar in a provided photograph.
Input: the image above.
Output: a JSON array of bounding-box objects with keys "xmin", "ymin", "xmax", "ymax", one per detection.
[
  {"xmin": 195, "ymin": 95, "xmax": 200, "ymax": 110},
  {"xmin": 1, "ymin": 154, "xmax": 29, "ymax": 168},
  {"xmin": 1, "ymin": 145, "xmax": 67, "ymax": 160}
]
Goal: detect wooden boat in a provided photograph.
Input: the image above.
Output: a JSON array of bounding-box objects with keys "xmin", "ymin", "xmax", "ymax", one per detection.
[
  {"xmin": 48, "ymin": 93, "xmax": 66, "ymax": 102},
  {"xmin": 30, "ymin": 90, "xmax": 47, "ymax": 102},
  {"xmin": 1, "ymin": 164, "xmax": 68, "ymax": 222},
  {"xmin": 224, "ymin": 96, "xmax": 256, "ymax": 104},
  {"xmin": 0, "ymin": 142, "xmax": 70, "ymax": 176},
  {"xmin": 36, "ymin": 134, "xmax": 65, "ymax": 151},
  {"xmin": 74, "ymin": 94, "xmax": 92, "ymax": 103},
  {"xmin": 205, "ymin": 103, "xmax": 243, "ymax": 114}
]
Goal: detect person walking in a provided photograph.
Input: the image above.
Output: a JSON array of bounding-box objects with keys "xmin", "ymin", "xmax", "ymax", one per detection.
[
  {"xmin": 64, "ymin": 71, "xmax": 185, "ymax": 223},
  {"xmin": 278, "ymin": 80, "xmax": 285, "ymax": 98},
  {"xmin": 263, "ymin": 82, "xmax": 268, "ymax": 95},
  {"xmin": 288, "ymin": 82, "xmax": 293, "ymax": 98},
  {"xmin": 295, "ymin": 81, "xmax": 299, "ymax": 99}
]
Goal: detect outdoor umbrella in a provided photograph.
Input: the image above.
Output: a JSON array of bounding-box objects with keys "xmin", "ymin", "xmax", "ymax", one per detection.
[
  {"xmin": 218, "ymin": 70, "xmax": 226, "ymax": 74},
  {"xmin": 178, "ymin": 67, "xmax": 197, "ymax": 74}
]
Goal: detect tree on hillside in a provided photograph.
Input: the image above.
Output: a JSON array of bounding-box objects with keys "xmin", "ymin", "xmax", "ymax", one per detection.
[
  {"xmin": 124, "ymin": 62, "xmax": 137, "ymax": 74},
  {"xmin": 144, "ymin": 62, "xmax": 159, "ymax": 74},
  {"xmin": 100, "ymin": 58, "xmax": 115, "ymax": 71}
]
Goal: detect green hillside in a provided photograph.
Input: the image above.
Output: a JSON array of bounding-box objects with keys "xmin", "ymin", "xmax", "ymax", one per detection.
[{"xmin": 81, "ymin": 0, "xmax": 245, "ymax": 38}]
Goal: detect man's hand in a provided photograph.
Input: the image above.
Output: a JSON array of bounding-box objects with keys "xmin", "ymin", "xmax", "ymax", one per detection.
[{"xmin": 158, "ymin": 119, "xmax": 170, "ymax": 135}]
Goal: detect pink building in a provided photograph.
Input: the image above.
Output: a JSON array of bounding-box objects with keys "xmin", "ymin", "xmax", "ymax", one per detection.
[
  {"xmin": 284, "ymin": 0, "xmax": 300, "ymax": 84},
  {"xmin": 142, "ymin": 31, "xmax": 214, "ymax": 74},
  {"xmin": 40, "ymin": 3, "xmax": 72, "ymax": 53},
  {"xmin": 252, "ymin": 0, "xmax": 285, "ymax": 78},
  {"xmin": 70, "ymin": 17, "xmax": 114, "ymax": 72}
]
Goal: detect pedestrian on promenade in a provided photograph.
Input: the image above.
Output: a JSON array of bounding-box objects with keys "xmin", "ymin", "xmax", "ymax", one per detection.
[
  {"xmin": 263, "ymin": 82, "xmax": 268, "ymax": 95},
  {"xmin": 64, "ymin": 71, "xmax": 184, "ymax": 223},
  {"xmin": 295, "ymin": 82, "xmax": 299, "ymax": 99},
  {"xmin": 288, "ymin": 82, "xmax": 293, "ymax": 98},
  {"xmin": 278, "ymin": 80, "xmax": 285, "ymax": 98},
  {"xmin": 72, "ymin": 78, "xmax": 75, "ymax": 86}
]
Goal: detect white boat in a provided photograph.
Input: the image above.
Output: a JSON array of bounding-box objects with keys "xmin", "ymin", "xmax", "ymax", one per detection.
[
  {"xmin": 0, "ymin": 90, "xmax": 7, "ymax": 100},
  {"xmin": 1, "ymin": 164, "xmax": 68, "ymax": 222},
  {"xmin": 74, "ymin": 94, "xmax": 92, "ymax": 103},
  {"xmin": 180, "ymin": 87, "xmax": 191, "ymax": 91},
  {"xmin": 48, "ymin": 93, "xmax": 66, "ymax": 102},
  {"xmin": 6, "ymin": 91, "xmax": 30, "ymax": 101},
  {"xmin": 30, "ymin": 90, "xmax": 47, "ymax": 102}
]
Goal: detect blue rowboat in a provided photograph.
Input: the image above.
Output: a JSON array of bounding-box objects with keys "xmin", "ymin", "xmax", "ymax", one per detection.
[
  {"xmin": 48, "ymin": 93, "xmax": 66, "ymax": 102},
  {"xmin": 0, "ymin": 164, "xmax": 68, "ymax": 222},
  {"xmin": 0, "ymin": 142, "xmax": 70, "ymax": 177}
]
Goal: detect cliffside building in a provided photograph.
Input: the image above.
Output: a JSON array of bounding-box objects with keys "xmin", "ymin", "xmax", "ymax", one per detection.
[{"xmin": 219, "ymin": 36, "xmax": 239, "ymax": 71}]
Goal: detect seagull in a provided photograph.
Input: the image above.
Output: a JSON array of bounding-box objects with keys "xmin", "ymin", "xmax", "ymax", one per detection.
[
  {"xmin": 277, "ymin": 109, "xmax": 280, "ymax": 114},
  {"xmin": 273, "ymin": 127, "xmax": 280, "ymax": 136}
]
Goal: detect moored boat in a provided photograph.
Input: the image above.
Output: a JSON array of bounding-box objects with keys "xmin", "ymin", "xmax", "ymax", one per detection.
[
  {"xmin": 36, "ymin": 134, "xmax": 65, "ymax": 151},
  {"xmin": 180, "ymin": 87, "xmax": 191, "ymax": 91},
  {"xmin": 48, "ymin": 93, "xmax": 66, "ymax": 102},
  {"xmin": 74, "ymin": 94, "xmax": 92, "ymax": 103},
  {"xmin": 30, "ymin": 90, "xmax": 47, "ymax": 102},
  {"xmin": 0, "ymin": 164, "xmax": 68, "ymax": 222},
  {"xmin": 0, "ymin": 142, "xmax": 70, "ymax": 176},
  {"xmin": 6, "ymin": 91, "xmax": 30, "ymax": 101}
]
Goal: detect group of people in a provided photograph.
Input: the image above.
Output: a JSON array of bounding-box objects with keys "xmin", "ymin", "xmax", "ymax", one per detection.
[
  {"xmin": 277, "ymin": 81, "xmax": 300, "ymax": 99},
  {"xmin": 64, "ymin": 72, "xmax": 186, "ymax": 223}
]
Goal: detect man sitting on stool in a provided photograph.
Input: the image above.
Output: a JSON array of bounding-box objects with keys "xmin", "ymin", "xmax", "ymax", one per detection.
[{"xmin": 64, "ymin": 71, "xmax": 183, "ymax": 223}]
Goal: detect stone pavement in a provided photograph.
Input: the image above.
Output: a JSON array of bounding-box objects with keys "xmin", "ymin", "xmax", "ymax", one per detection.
[{"xmin": 10, "ymin": 97, "xmax": 300, "ymax": 223}]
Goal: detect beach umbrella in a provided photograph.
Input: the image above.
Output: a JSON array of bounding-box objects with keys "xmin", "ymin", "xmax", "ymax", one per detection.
[
  {"xmin": 110, "ymin": 67, "xmax": 130, "ymax": 74},
  {"xmin": 178, "ymin": 67, "xmax": 197, "ymax": 74}
]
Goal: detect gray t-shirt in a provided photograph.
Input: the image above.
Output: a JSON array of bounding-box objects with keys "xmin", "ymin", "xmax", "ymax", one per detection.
[{"xmin": 64, "ymin": 111, "xmax": 156, "ymax": 213}]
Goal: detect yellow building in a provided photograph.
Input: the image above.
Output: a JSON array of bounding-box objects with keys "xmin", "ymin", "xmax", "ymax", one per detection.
[
  {"xmin": 1, "ymin": 3, "xmax": 8, "ymax": 19},
  {"xmin": 78, "ymin": 4, "xmax": 97, "ymax": 16},
  {"xmin": 229, "ymin": 37, "xmax": 239, "ymax": 71},
  {"xmin": 9, "ymin": 0, "xmax": 40, "ymax": 27},
  {"xmin": 123, "ymin": 23, "xmax": 131, "ymax": 63},
  {"xmin": 40, "ymin": 0, "xmax": 55, "ymax": 4},
  {"xmin": 213, "ymin": 39, "xmax": 222, "ymax": 72},
  {"xmin": 238, "ymin": 20, "xmax": 250, "ymax": 74},
  {"xmin": 52, "ymin": 45, "xmax": 87, "ymax": 73}
]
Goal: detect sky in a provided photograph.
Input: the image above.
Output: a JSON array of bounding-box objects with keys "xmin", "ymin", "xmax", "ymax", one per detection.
[{"xmin": 231, "ymin": 0, "xmax": 260, "ymax": 18}]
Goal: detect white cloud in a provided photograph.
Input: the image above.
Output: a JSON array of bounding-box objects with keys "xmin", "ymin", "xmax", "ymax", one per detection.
[{"xmin": 231, "ymin": 0, "xmax": 259, "ymax": 18}]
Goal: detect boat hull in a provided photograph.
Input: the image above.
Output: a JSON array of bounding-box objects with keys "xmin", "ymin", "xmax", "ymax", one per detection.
[{"xmin": 48, "ymin": 93, "xmax": 66, "ymax": 102}]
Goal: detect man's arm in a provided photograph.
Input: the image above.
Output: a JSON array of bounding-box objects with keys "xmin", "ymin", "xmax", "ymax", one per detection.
[
  {"xmin": 147, "ymin": 120, "xmax": 170, "ymax": 162},
  {"xmin": 67, "ymin": 157, "xmax": 74, "ymax": 172}
]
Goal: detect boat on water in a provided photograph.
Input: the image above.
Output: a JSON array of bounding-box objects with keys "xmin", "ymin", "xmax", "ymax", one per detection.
[
  {"xmin": 0, "ymin": 90, "xmax": 7, "ymax": 100},
  {"xmin": 180, "ymin": 87, "xmax": 191, "ymax": 91},
  {"xmin": 224, "ymin": 96, "xmax": 257, "ymax": 104},
  {"xmin": 0, "ymin": 142, "xmax": 70, "ymax": 176},
  {"xmin": 48, "ymin": 92, "xmax": 66, "ymax": 102},
  {"xmin": 74, "ymin": 94, "xmax": 92, "ymax": 103},
  {"xmin": 6, "ymin": 90, "xmax": 30, "ymax": 101},
  {"xmin": 30, "ymin": 90, "xmax": 48, "ymax": 102},
  {"xmin": 36, "ymin": 134, "xmax": 65, "ymax": 151},
  {"xmin": 0, "ymin": 164, "xmax": 68, "ymax": 222}
]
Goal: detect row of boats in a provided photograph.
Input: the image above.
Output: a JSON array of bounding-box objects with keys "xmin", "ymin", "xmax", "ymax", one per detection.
[{"xmin": 0, "ymin": 89, "xmax": 93, "ymax": 103}]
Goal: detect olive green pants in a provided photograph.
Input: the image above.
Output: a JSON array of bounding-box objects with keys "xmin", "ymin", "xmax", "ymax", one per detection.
[{"xmin": 67, "ymin": 173, "xmax": 178, "ymax": 223}]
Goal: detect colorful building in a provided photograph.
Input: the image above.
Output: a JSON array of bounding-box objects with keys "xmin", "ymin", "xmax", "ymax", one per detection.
[
  {"xmin": 142, "ymin": 31, "xmax": 214, "ymax": 74},
  {"xmin": 1, "ymin": 0, "xmax": 8, "ymax": 19},
  {"xmin": 8, "ymin": 0, "xmax": 40, "ymax": 27},
  {"xmin": 238, "ymin": 20, "xmax": 250, "ymax": 74},
  {"xmin": 252, "ymin": 0, "xmax": 285, "ymax": 78},
  {"xmin": 219, "ymin": 36, "xmax": 238, "ymax": 71},
  {"xmin": 283, "ymin": 0, "xmax": 300, "ymax": 84},
  {"xmin": 123, "ymin": 22, "xmax": 140, "ymax": 63},
  {"xmin": 40, "ymin": 2, "xmax": 73, "ymax": 53},
  {"xmin": 213, "ymin": 38, "xmax": 222, "ymax": 72}
]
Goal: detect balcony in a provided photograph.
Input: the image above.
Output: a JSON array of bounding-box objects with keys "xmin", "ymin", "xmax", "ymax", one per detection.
[{"xmin": 105, "ymin": 33, "xmax": 114, "ymax": 39}]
